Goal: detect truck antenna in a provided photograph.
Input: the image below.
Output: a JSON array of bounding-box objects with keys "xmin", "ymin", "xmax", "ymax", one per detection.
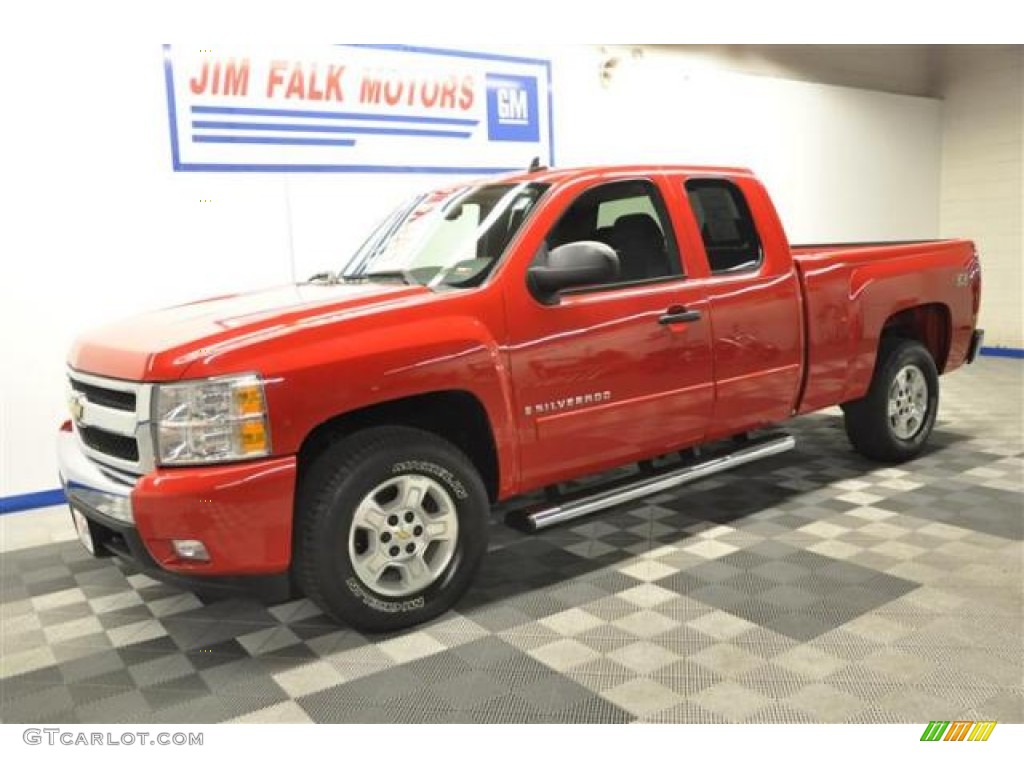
[{"xmin": 528, "ymin": 156, "xmax": 547, "ymax": 173}]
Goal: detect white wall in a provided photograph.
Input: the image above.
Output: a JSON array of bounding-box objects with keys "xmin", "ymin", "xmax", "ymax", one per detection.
[
  {"xmin": 550, "ymin": 48, "xmax": 941, "ymax": 244},
  {"xmin": 938, "ymin": 45, "xmax": 1024, "ymax": 350},
  {"xmin": 0, "ymin": 43, "xmax": 944, "ymax": 498}
]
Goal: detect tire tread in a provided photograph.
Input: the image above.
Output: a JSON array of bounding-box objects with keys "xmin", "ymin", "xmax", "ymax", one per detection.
[
  {"xmin": 293, "ymin": 426, "xmax": 486, "ymax": 630},
  {"xmin": 843, "ymin": 338, "xmax": 939, "ymax": 463}
]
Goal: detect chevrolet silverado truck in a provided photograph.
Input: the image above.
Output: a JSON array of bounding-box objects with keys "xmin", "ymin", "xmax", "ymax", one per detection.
[{"xmin": 59, "ymin": 165, "xmax": 984, "ymax": 631}]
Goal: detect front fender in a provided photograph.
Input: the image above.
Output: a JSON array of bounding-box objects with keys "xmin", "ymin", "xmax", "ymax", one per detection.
[{"xmin": 179, "ymin": 293, "xmax": 519, "ymax": 497}]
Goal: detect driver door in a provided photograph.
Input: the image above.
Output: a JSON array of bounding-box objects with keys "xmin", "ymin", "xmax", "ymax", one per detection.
[{"xmin": 504, "ymin": 176, "xmax": 715, "ymax": 492}]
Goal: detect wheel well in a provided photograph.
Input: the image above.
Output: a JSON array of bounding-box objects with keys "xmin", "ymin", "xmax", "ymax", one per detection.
[
  {"xmin": 880, "ymin": 304, "xmax": 951, "ymax": 372},
  {"xmin": 297, "ymin": 391, "xmax": 500, "ymax": 501}
]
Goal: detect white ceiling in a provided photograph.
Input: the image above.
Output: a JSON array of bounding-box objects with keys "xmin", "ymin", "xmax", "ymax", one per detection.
[{"xmin": 642, "ymin": 45, "xmax": 1021, "ymax": 98}]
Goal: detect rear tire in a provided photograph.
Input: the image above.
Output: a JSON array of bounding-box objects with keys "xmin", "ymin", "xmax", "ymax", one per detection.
[
  {"xmin": 842, "ymin": 338, "xmax": 939, "ymax": 463},
  {"xmin": 294, "ymin": 426, "xmax": 489, "ymax": 632}
]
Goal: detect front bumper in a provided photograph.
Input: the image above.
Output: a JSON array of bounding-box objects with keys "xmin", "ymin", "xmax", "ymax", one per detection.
[
  {"xmin": 58, "ymin": 429, "xmax": 297, "ymax": 599},
  {"xmin": 58, "ymin": 425, "xmax": 136, "ymax": 523}
]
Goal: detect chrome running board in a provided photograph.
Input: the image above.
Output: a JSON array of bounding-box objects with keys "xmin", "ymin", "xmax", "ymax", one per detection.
[{"xmin": 505, "ymin": 433, "xmax": 795, "ymax": 532}]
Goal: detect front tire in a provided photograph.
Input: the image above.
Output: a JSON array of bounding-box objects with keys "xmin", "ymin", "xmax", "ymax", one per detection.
[
  {"xmin": 842, "ymin": 338, "xmax": 939, "ymax": 463},
  {"xmin": 295, "ymin": 426, "xmax": 489, "ymax": 632}
]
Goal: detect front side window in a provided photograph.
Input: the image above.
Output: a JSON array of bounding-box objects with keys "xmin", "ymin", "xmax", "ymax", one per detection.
[
  {"xmin": 543, "ymin": 179, "xmax": 682, "ymax": 285},
  {"xmin": 342, "ymin": 182, "xmax": 548, "ymax": 289},
  {"xmin": 685, "ymin": 178, "xmax": 763, "ymax": 274}
]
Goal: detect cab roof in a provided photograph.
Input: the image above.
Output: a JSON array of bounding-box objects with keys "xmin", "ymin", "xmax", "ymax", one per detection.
[{"xmin": 482, "ymin": 163, "xmax": 756, "ymax": 187}]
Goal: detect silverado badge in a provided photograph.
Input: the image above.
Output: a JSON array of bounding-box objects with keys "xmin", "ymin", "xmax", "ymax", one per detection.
[{"xmin": 525, "ymin": 391, "xmax": 612, "ymax": 417}]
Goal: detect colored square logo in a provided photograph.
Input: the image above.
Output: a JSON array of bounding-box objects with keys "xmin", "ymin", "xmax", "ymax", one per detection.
[{"xmin": 486, "ymin": 73, "xmax": 540, "ymax": 143}]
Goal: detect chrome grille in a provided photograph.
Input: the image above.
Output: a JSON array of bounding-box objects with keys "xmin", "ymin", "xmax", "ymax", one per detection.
[
  {"xmin": 67, "ymin": 369, "xmax": 153, "ymax": 474},
  {"xmin": 78, "ymin": 425, "xmax": 140, "ymax": 462},
  {"xmin": 69, "ymin": 379, "xmax": 136, "ymax": 411}
]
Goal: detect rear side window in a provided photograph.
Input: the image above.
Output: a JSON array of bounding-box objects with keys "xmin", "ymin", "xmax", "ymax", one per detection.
[{"xmin": 685, "ymin": 179, "xmax": 763, "ymax": 274}]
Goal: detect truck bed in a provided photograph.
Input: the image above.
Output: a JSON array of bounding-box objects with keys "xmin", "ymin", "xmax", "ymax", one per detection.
[
  {"xmin": 792, "ymin": 239, "xmax": 955, "ymax": 259},
  {"xmin": 791, "ymin": 238, "xmax": 979, "ymax": 415}
]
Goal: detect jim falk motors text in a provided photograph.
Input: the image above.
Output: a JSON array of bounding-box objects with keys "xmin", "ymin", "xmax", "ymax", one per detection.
[{"xmin": 188, "ymin": 58, "xmax": 477, "ymax": 111}]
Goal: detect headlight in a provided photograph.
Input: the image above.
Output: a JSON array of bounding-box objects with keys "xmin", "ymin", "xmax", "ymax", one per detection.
[{"xmin": 153, "ymin": 374, "xmax": 271, "ymax": 465}]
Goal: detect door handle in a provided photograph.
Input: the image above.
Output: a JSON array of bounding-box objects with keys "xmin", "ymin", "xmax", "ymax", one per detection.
[{"xmin": 658, "ymin": 306, "xmax": 702, "ymax": 325}]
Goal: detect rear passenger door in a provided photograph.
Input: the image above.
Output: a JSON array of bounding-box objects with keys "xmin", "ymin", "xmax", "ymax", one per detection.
[
  {"xmin": 505, "ymin": 176, "xmax": 714, "ymax": 491},
  {"xmin": 684, "ymin": 177, "xmax": 804, "ymax": 437}
]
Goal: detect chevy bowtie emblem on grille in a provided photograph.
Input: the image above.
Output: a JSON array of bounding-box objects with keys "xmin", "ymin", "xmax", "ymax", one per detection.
[{"xmin": 68, "ymin": 392, "xmax": 86, "ymax": 425}]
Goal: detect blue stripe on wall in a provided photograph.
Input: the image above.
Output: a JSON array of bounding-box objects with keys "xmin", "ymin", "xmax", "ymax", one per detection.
[
  {"xmin": 0, "ymin": 488, "xmax": 65, "ymax": 515},
  {"xmin": 192, "ymin": 135, "xmax": 357, "ymax": 147},
  {"xmin": 980, "ymin": 346, "xmax": 1024, "ymax": 359},
  {"xmin": 191, "ymin": 105, "xmax": 479, "ymax": 126},
  {"xmin": 191, "ymin": 121, "xmax": 473, "ymax": 139}
]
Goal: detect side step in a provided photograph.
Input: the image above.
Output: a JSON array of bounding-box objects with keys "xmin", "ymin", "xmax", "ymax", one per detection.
[{"xmin": 505, "ymin": 432, "xmax": 795, "ymax": 532}]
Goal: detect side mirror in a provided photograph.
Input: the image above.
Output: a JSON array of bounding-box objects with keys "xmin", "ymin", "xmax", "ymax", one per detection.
[{"xmin": 527, "ymin": 241, "xmax": 620, "ymax": 304}]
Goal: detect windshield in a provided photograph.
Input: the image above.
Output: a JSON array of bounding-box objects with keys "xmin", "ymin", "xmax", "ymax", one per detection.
[{"xmin": 341, "ymin": 182, "xmax": 549, "ymax": 289}]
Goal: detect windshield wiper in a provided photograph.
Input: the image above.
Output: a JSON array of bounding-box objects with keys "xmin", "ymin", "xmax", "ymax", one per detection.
[
  {"xmin": 358, "ymin": 270, "xmax": 414, "ymax": 285},
  {"xmin": 306, "ymin": 272, "xmax": 338, "ymax": 284}
]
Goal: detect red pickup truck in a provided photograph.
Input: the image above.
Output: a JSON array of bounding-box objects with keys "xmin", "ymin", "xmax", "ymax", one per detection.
[{"xmin": 59, "ymin": 165, "xmax": 984, "ymax": 631}]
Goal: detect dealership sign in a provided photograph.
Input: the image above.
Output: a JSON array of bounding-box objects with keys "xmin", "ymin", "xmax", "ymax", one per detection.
[{"xmin": 162, "ymin": 44, "xmax": 554, "ymax": 173}]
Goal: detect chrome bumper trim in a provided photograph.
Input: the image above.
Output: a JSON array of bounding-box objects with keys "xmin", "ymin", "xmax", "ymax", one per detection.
[{"xmin": 57, "ymin": 429, "xmax": 136, "ymax": 524}]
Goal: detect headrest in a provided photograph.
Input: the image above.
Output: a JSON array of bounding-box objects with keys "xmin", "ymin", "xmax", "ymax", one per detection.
[{"xmin": 613, "ymin": 214, "xmax": 663, "ymax": 243}]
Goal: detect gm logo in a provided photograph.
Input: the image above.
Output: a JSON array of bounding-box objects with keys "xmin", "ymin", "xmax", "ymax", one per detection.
[{"xmin": 486, "ymin": 73, "xmax": 540, "ymax": 142}]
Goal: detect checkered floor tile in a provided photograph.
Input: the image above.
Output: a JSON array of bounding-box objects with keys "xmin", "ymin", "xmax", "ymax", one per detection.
[{"xmin": 2, "ymin": 358, "xmax": 1021, "ymax": 723}]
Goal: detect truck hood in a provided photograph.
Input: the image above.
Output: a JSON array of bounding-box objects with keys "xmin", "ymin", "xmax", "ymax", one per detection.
[{"xmin": 69, "ymin": 282, "xmax": 431, "ymax": 381}]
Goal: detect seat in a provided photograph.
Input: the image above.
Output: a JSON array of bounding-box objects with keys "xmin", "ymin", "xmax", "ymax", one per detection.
[
  {"xmin": 704, "ymin": 217, "xmax": 760, "ymax": 273},
  {"xmin": 549, "ymin": 205, "xmax": 595, "ymax": 249},
  {"xmin": 609, "ymin": 213, "xmax": 668, "ymax": 281},
  {"xmin": 593, "ymin": 226, "xmax": 616, "ymax": 247}
]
